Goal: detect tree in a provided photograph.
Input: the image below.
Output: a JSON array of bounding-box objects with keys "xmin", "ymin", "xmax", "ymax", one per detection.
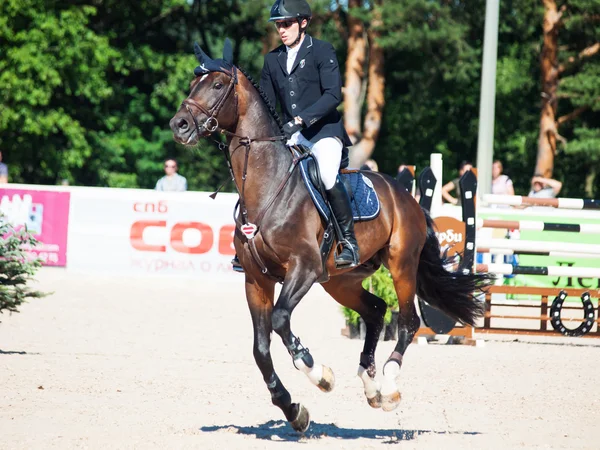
[
  {"xmin": 343, "ymin": 0, "xmax": 385, "ymax": 168},
  {"xmin": 0, "ymin": 219, "xmax": 46, "ymax": 320},
  {"xmin": 536, "ymin": 0, "xmax": 600, "ymax": 179}
]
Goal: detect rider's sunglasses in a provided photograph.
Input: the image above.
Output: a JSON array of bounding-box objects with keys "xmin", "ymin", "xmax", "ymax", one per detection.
[{"xmin": 275, "ymin": 20, "xmax": 296, "ymax": 29}]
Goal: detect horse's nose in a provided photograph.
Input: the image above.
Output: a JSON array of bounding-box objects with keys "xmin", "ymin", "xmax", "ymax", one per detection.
[
  {"xmin": 176, "ymin": 117, "xmax": 189, "ymax": 132},
  {"xmin": 170, "ymin": 116, "xmax": 189, "ymax": 135}
]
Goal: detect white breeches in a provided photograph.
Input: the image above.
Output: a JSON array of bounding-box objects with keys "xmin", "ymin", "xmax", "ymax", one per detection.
[{"xmin": 288, "ymin": 132, "xmax": 342, "ymax": 190}]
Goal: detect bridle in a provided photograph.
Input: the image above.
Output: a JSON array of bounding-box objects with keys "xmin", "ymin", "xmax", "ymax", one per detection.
[
  {"xmin": 182, "ymin": 66, "xmax": 239, "ymax": 136},
  {"xmin": 179, "ymin": 65, "xmax": 309, "ymax": 279}
]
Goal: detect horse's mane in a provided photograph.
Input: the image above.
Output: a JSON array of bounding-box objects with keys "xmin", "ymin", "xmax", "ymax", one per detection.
[{"xmin": 237, "ymin": 66, "xmax": 285, "ymax": 133}]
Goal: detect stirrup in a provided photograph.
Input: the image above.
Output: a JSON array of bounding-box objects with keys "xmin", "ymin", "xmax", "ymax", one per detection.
[
  {"xmin": 334, "ymin": 240, "xmax": 359, "ymax": 269},
  {"xmin": 231, "ymin": 256, "xmax": 245, "ymax": 273}
]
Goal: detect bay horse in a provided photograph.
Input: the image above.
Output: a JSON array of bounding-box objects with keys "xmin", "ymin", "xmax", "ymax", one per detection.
[{"xmin": 170, "ymin": 41, "xmax": 491, "ymax": 432}]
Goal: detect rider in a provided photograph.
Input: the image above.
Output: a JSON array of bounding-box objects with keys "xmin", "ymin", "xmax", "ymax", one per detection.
[{"xmin": 232, "ymin": 0, "xmax": 360, "ymax": 272}]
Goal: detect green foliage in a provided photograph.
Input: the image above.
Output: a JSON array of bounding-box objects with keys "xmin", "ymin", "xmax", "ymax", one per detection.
[
  {"xmin": 0, "ymin": 0, "xmax": 597, "ymax": 197},
  {"xmin": 341, "ymin": 266, "xmax": 398, "ymax": 326},
  {"xmin": 0, "ymin": 219, "xmax": 47, "ymax": 319}
]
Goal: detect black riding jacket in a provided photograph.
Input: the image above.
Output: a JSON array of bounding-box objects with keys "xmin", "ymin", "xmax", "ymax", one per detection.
[{"xmin": 260, "ymin": 35, "xmax": 352, "ymax": 147}]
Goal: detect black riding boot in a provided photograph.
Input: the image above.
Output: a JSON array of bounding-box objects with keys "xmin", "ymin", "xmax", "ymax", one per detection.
[{"xmin": 326, "ymin": 178, "xmax": 360, "ymax": 268}]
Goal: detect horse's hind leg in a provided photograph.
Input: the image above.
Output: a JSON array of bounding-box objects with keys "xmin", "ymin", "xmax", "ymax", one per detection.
[
  {"xmin": 245, "ymin": 276, "xmax": 309, "ymax": 432},
  {"xmin": 322, "ymin": 273, "xmax": 387, "ymax": 408},
  {"xmin": 381, "ymin": 252, "xmax": 421, "ymax": 412}
]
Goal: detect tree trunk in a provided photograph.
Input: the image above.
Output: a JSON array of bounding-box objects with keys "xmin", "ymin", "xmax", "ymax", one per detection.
[
  {"xmin": 263, "ymin": 23, "xmax": 280, "ymax": 55},
  {"xmin": 348, "ymin": 10, "xmax": 385, "ymax": 168},
  {"xmin": 536, "ymin": 0, "xmax": 562, "ymax": 178},
  {"xmin": 343, "ymin": 0, "xmax": 367, "ymax": 145}
]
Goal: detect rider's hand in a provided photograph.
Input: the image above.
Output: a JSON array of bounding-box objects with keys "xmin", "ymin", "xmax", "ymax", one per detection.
[{"xmin": 283, "ymin": 118, "xmax": 303, "ymax": 140}]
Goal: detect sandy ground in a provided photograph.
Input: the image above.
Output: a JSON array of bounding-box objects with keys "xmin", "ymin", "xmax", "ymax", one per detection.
[{"xmin": 1, "ymin": 268, "xmax": 599, "ymax": 450}]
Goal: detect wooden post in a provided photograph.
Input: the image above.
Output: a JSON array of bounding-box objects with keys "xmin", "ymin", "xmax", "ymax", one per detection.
[
  {"xmin": 540, "ymin": 295, "xmax": 548, "ymax": 331},
  {"xmin": 484, "ymin": 291, "xmax": 492, "ymax": 329}
]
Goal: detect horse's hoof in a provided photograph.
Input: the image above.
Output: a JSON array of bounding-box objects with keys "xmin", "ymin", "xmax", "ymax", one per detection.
[
  {"xmin": 317, "ymin": 365, "xmax": 335, "ymax": 393},
  {"xmin": 290, "ymin": 403, "xmax": 311, "ymax": 433},
  {"xmin": 367, "ymin": 391, "xmax": 382, "ymax": 409},
  {"xmin": 381, "ymin": 391, "xmax": 401, "ymax": 412}
]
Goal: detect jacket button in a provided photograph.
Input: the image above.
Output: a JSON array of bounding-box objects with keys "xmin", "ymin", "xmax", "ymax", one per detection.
[
  {"xmin": 289, "ymin": 77, "xmax": 293, "ymax": 82},
  {"xmin": 290, "ymin": 91, "xmax": 295, "ymax": 96},
  {"xmin": 292, "ymin": 104, "xmax": 297, "ymax": 109}
]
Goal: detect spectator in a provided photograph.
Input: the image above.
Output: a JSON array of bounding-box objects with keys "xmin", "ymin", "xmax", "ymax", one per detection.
[
  {"xmin": 441, "ymin": 160, "xmax": 472, "ymax": 206},
  {"xmin": 155, "ymin": 158, "xmax": 187, "ymax": 192},
  {"xmin": 528, "ymin": 174, "xmax": 562, "ymax": 198},
  {"xmin": 360, "ymin": 159, "xmax": 379, "ymax": 172},
  {"xmin": 0, "ymin": 151, "xmax": 8, "ymax": 184},
  {"xmin": 491, "ymin": 160, "xmax": 514, "ymax": 195}
]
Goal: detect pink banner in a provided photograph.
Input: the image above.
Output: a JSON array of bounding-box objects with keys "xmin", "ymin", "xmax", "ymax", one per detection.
[{"xmin": 0, "ymin": 188, "xmax": 70, "ymax": 266}]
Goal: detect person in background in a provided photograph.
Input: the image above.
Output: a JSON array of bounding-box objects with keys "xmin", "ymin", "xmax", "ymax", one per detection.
[
  {"xmin": 441, "ymin": 160, "xmax": 472, "ymax": 206},
  {"xmin": 528, "ymin": 174, "xmax": 562, "ymax": 198},
  {"xmin": 361, "ymin": 159, "xmax": 379, "ymax": 172},
  {"xmin": 0, "ymin": 151, "xmax": 8, "ymax": 184},
  {"xmin": 155, "ymin": 158, "xmax": 187, "ymax": 192},
  {"xmin": 491, "ymin": 160, "xmax": 514, "ymax": 196}
]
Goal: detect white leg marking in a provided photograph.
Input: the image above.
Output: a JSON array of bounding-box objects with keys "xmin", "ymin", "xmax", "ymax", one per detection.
[
  {"xmin": 381, "ymin": 360, "xmax": 401, "ymax": 396},
  {"xmin": 294, "ymin": 358, "xmax": 323, "ymax": 386},
  {"xmin": 357, "ymin": 366, "xmax": 381, "ymax": 401}
]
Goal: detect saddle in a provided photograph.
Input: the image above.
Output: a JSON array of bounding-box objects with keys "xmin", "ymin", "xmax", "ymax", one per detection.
[
  {"xmin": 295, "ymin": 146, "xmax": 381, "ymax": 223},
  {"xmin": 293, "ymin": 145, "xmax": 381, "ymax": 282}
]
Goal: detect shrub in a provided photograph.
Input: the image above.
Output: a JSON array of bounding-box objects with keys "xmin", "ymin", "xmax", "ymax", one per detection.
[
  {"xmin": 341, "ymin": 266, "xmax": 398, "ymax": 326},
  {"xmin": 0, "ymin": 219, "xmax": 46, "ymax": 320}
]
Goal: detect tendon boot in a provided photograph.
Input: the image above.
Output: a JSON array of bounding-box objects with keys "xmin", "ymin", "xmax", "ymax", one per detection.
[
  {"xmin": 231, "ymin": 254, "xmax": 244, "ymax": 273},
  {"xmin": 326, "ymin": 178, "xmax": 360, "ymax": 268}
]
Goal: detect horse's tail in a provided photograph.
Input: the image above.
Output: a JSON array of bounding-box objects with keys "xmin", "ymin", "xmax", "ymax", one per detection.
[{"xmin": 416, "ymin": 208, "xmax": 493, "ymax": 327}]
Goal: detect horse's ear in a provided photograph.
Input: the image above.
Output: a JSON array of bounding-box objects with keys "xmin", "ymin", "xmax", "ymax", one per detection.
[
  {"xmin": 222, "ymin": 38, "xmax": 234, "ymax": 65},
  {"xmin": 194, "ymin": 42, "xmax": 210, "ymax": 64}
]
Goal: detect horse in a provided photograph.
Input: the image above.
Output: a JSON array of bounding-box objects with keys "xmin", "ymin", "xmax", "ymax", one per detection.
[{"xmin": 169, "ymin": 41, "xmax": 492, "ymax": 432}]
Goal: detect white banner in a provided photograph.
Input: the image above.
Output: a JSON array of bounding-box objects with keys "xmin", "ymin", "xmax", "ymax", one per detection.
[{"xmin": 62, "ymin": 186, "xmax": 240, "ymax": 279}]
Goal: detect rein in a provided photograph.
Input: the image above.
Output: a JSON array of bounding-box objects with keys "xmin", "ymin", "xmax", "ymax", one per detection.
[{"xmin": 181, "ymin": 66, "xmax": 307, "ymax": 278}]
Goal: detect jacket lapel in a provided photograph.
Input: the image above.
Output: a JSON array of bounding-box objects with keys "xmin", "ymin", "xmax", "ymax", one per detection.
[
  {"xmin": 276, "ymin": 47, "xmax": 287, "ymax": 76},
  {"xmin": 289, "ymin": 35, "xmax": 313, "ymax": 75}
]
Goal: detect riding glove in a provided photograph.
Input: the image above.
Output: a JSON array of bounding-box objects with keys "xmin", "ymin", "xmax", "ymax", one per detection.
[{"xmin": 283, "ymin": 120, "xmax": 303, "ymax": 140}]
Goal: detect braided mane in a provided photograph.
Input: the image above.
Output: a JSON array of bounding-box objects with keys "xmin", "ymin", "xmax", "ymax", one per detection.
[{"xmin": 237, "ymin": 66, "xmax": 285, "ymax": 133}]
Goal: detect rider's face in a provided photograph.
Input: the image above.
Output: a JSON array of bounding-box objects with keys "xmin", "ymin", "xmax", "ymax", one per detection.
[{"xmin": 275, "ymin": 19, "xmax": 305, "ymax": 46}]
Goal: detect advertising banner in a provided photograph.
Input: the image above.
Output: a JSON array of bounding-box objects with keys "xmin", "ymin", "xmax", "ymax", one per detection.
[
  {"xmin": 67, "ymin": 187, "xmax": 239, "ymax": 280},
  {"xmin": 0, "ymin": 187, "xmax": 71, "ymax": 266}
]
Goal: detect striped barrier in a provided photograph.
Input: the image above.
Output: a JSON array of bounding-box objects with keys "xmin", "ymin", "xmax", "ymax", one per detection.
[
  {"xmin": 476, "ymin": 263, "xmax": 600, "ymax": 278},
  {"xmin": 477, "ymin": 248, "xmax": 599, "ymax": 260},
  {"xmin": 477, "ymin": 219, "xmax": 600, "ymax": 234},
  {"xmin": 483, "ymin": 194, "xmax": 600, "ymax": 210},
  {"xmin": 476, "ymin": 238, "xmax": 600, "ymax": 255},
  {"xmin": 461, "ymin": 179, "xmax": 600, "ymax": 338}
]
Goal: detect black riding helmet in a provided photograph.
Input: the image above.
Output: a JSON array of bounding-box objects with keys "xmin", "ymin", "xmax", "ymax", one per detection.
[
  {"xmin": 269, "ymin": 0, "xmax": 312, "ymax": 46},
  {"xmin": 269, "ymin": 0, "xmax": 312, "ymax": 21}
]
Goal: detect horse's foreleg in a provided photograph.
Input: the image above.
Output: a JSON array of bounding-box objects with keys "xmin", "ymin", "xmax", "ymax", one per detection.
[
  {"xmin": 323, "ymin": 276, "xmax": 386, "ymax": 408},
  {"xmin": 271, "ymin": 257, "xmax": 335, "ymax": 400},
  {"xmin": 245, "ymin": 277, "xmax": 304, "ymax": 427}
]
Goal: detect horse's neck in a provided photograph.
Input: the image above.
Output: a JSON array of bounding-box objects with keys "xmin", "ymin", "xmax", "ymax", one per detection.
[{"xmin": 229, "ymin": 94, "xmax": 293, "ymax": 221}]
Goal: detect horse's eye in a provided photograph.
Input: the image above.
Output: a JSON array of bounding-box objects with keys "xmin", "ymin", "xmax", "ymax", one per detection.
[{"xmin": 214, "ymin": 82, "xmax": 223, "ymax": 90}]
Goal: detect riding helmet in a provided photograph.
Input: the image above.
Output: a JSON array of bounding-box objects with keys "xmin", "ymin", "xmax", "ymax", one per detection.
[{"xmin": 269, "ymin": 0, "xmax": 312, "ymax": 22}]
